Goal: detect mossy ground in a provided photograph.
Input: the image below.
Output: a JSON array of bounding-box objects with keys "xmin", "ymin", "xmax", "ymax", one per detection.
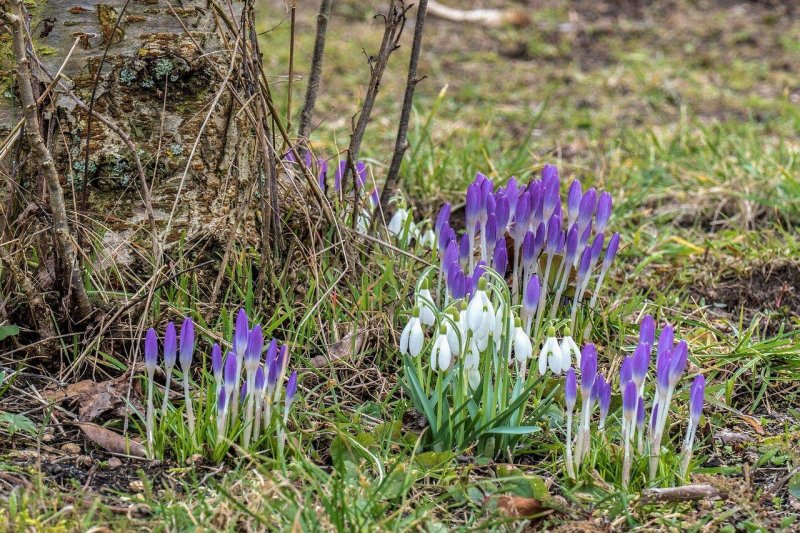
[{"xmin": 2, "ymin": 0, "xmax": 799, "ymax": 530}]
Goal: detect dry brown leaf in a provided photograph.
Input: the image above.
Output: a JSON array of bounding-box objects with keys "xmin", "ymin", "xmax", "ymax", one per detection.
[
  {"xmin": 493, "ymin": 494, "xmax": 547, "ymax": 518},
  {"xmin": 738, "ymin": 414, "xmax": 765, "ymax": 435},
  {"xmin": 311, "ymin": 330, "xmax": 366, "ymax": 368},
  {"xmin": 75, "ymin": 422, "xmax": 147, "ymax": 458},
  {"xmin": 46, "ymin": 373, "xmax": 143, "ymax": 422}
]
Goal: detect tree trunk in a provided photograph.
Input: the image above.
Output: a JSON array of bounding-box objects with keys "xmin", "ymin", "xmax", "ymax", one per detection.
[{"xmin": 1, "ymin": 0, "xmax": 260, "ymax": 274}]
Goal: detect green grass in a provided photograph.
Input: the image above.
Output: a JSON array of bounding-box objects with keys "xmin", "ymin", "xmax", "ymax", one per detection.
[{"xmin": 3, "ymin": 0, "xmax": 800, "ymax": 530}]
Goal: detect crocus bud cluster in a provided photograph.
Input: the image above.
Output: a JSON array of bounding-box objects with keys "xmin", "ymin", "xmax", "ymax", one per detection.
[
  {"xmin": 558, "ymin": 315, "xmax": 706, "ymax": 488},
  {"xmin": 140, "ymin": 310, "xmax": 300, "ymax": 460}
]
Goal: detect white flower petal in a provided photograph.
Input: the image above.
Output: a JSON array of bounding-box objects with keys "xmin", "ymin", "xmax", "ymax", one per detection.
[
  {"xmin": 409, "ymin": 319, "xmax": 424, "ymax": 357},
  {"xmin": 399, "ymin": 321, "xmax": 411, "ymax": 355},
  {"xmin": 437, "ymin": 338, "xmax": 452, "ymax": 371},
  {"xmin": 468, "ymin": 367, "xmax": 481, "ymax": 389}
]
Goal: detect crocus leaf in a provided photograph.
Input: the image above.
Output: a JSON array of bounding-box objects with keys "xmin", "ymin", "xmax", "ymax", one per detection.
[
  {"xmin": 0, "ymin": 324, "xmax": 20, "ymax": 342},
  {"xmin": 485, "ymin": 425, "xmax": 541, "ymax": 435}
]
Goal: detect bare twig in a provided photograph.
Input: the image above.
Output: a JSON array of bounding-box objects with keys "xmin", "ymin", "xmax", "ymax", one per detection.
[
  {"xmin": 372, "ymin": 0, "xmax": 428, "ymax": 235},
  {"xmin": 5, "ymin": 0, "xmax": 92, "ymax": 322},
  {"xmin": 287, "ymin": 0, "xmax": 297, "ymax": 134},
  {"xmin": 344, "ymin": 0, "xmax": 410, "ymax": 227},
  {"xmin": 641, "ymin": 484, "xmax": 721, "ymax": 503},
  {"xmin": 426, "ymin": 0, "xmax": 530, "ymax": 28},
  {"xmin": 298, "ymin": 0, "xmax": 333, "ymax": 142}
]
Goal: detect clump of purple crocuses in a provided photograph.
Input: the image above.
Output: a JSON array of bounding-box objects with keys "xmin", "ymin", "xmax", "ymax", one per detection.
[
  {"xmin": 141, "ymin": 310, "xmax": 300, "ymax": 460},
  {"xmin": 559, "ymin": 315, "xmax": 706, "ymax": 488}
]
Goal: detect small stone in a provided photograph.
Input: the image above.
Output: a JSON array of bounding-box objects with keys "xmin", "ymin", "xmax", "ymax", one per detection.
[
  {"xmin": 61, "ymin": 442, "xmax": 81, "ymax": 455},
  {"xmin": 186, "ymin": 454, "xmax": 203, "ymax": 465},
  {"xmin": 76, "ymin": 455, "xmax": 92, "ymax": 467},
  {"xmin": 42, "ymin": 433, "xmax": 55, "ymax": 443},
  {"xmin": 107, "ymin": 457, "xmax": 123, "ymax": 469},
  {"xmin": 129, "ymin": 480, "xmax": 145, "ymax": 492}
]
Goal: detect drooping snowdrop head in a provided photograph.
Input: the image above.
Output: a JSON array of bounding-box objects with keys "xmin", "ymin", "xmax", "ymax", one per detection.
[
  {"xmin": 399, "ymin": 307, "xmax": 424, "ymax": 358},
  {"xmin": 512, "ymin": 317, "xmax": 533, "ymax": 365},
  {"xmin": 558, "ymin": 328, "xmax": 580, "ymax": 372},
  {"xmin": 431, "ymin": 325, "xmax": 452, "ymax": 373},
  {"xmin": 538, "ymin": 325, "xmax": 563, "ymax": 375},
  {"xmin": 416, "ymin": 280, "xmax": 436, "ymax": 327}
]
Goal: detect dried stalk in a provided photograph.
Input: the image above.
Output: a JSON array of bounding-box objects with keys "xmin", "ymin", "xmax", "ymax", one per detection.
[
  {"xmin": 372, "ymin": 0, "xmax": 428, "ymax": 234},
  {"xmin": 641, "ymin": 484, "xmax": 721, "ymax": 503},
  {"xmin": 298, "ymin": 0, "xmax": 333, "ymax": 142},
  {"xmin": 344, "ymin": 0, "xmax": 410, "ymax": 227},
  {"xmin": 4, "ymin": 0, "xmax": 92, "ymax": 322}
]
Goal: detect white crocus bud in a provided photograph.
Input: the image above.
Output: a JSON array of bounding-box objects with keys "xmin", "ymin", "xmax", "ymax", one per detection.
[
  {"xmin": 430, "ymin": 325, "xmax": 452, "ymax": 372},
  {"xmin": 559, "ymin": 327, "xmax": 581, "ymax": 371},
  {"xmin": 399, "ymin": 307, "xmax": 424, "ymax": 357},
  {"xmin": 416, "ymin": 280, "xmax": 436, "ymax": 326},
  {"xmin": 513, "ymin": 317, "xmax": 533, "ymax": 365},
  {"xmin": 538, "ymin": 325, "xmax": 563, "ymax": 375}
]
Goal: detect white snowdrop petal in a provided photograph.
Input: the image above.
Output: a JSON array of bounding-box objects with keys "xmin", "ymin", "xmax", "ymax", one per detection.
[{"xmin": 409, "ymin": 319, "xmax": 424, "ymax": 357}]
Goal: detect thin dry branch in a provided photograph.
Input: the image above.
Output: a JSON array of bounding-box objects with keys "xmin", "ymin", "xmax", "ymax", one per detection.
[
  {"xmin": 641, "ymin": 484, "xmax": 721, "ymax": 503},
  {"xmin": 298, "ymin": 0, "xmax": 333, "ymax": 142},
  {"xmin": 427, "ymin": 0, "xmax": 530, "ymax": 28},
  {"xmin": 4, "ymin": 0, "xmax": 92, "ymax": 322},
  {"xmin": 373, "ymin": 0, "xmax": 428, "ymax": 235},
  {"xmin": 344, "ymin": 0, "xmax": 410, "ymax": 226}
]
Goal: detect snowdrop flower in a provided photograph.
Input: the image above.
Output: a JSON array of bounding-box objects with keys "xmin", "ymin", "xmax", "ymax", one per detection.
[
  {"xmin": 399, "ymin": 307, "xmax": 424, "ymax": 357},
  {"xmin": 464, "ymin": 338, "xmax": 480, "ymax": 370},
  {"xmin": 512, "ymin": 317, "xmax": 533, "ymax": 366},
  {"xmin": 416, "ymin": 280, "xmax": 436, "ymax": 326},
  {"xmin": 466, "ymin": 277, "xmax": 494, "ymax": 340},
  {"xmin": 419, "ymin": 228, "xmax": 436, "ymax": 249},
  {"xmin": 559, "ymin": 327, "xmax": 581, "ymax": 371},
  {"xmin": 430, "ymin": 325, "xmax": 452, "ymax": 372},
  {"xmin": 388, "ymin": 207, "xmax": 417, "ymax": 245},
  {"xmin": 444, "ymin": 309, "xmax": 462, "ymax": 356},
  {"xmin": 538, "ymin": 325, "xmax": 563, "ymax": 375}
]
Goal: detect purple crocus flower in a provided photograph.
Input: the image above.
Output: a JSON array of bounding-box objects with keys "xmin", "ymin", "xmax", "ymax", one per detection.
[
  {"xmin": 577, "ymin": 246, "xmax": 592, "ymax": 284},
  {"xmin": 689, "ymin": 374, "xmax": 705, "ymax": 424},
  {"xmin": 580, "ymin": 344, "xmax": 598, "ymax": 394},
  {"xmin": 211, "ymin": 343, "xmax": 223, "ymax": 381},
  {"xmin": 651, "ymin": 403, "xmax": 659, "ymax": 432},
  {"xmin": 224, "ymin": 351, "xmax": 237, "ymax": 395},
  {"xmin": 603, "ymin": 232, "xmax": 620, "ymax": 270},
  {"xmin": 657, "ymin": 323, "xmax": 674, "ymax": 359},
  {"xmin": 524, "ymin": 275, "xmax": 540, "ymax": 316},
  {"xmin": 234, "ymin": 309, "xmax": 249, "ymax": 359},
  {"xmin": 506, "ymin": 177, "xmax": 519, "ymax": 215},
  {"xmin": 355, "ymin": 161, "xmax": 368, "ymax": 189},
  {"xmin": 595, "ymin": 191, "xmax": 612, "ymax": 234},
  {"xmin": 493, "ymin": 241, "xmax": 508, "ymax": 275},
  {"xmin": 245, "ymin": 324, "xmax": 264, "ymax": 371},
  {"xmin": 317, "ymin": 159, "xmax": 328, "ymax": 192},
  {"xmin": 334, "ymin": 160, "xmax": 346, "ymax": 192},
  {"xmin": 564, "ymin": 226, "xmax": 579, "ymax": 266},
  {"xmin": 590, "ymin": 233, "xmax": 604, "ymax": 264},
  {"xmin": 620, "ymin": 356, "xmax": 633, "ymax": 388},
  {"xmin": 369, "ymin": 187, "xmax": 380, "ymax": 207},
  {"xmin": 636, "ymin": 395, "xmax": 646, "ymax": 429},
  {"xmin": 542, "ymin": 173, "xmax": 560, "ymax": 220},
  {"xmin": 164, "ymin": 321, "xmax": 177, "ymax": 369},
  {"xmin": 579, "ymin": 221, "xmax": 593, "ymax": 248},
  {"xmin": 656, "ymin": 345, "xmax": 672, "ymax": 392},
  {"xmin": 622, "ymin": 381, "xmax": 637, "ymax": 420},
  {"xmin": 495, "ymin": 193, "xmax": 510, "ymax": 233},
  {"xmin": 144, "ymin": 328, "xmax": 158, "ymax": 373},
  {"xmin": 534, "ymin": 222, "xmax": 546, "ymax": 257},
  {"xmin": 459, "ymin": 233, "xmax": 471, "ymax": 267},
  {"xmin": 521, "ymin": 230, "xmax": 535, "ymax": 267},
  {"xmin": 217, "ymin": 387, "xmax": 227, "ymax": 415},
  {"xmin": 632, "ymin": 342, "xmax": 650, "ymax": 387},
  {"xmin": 567, "ymin": 180, "xmax": 582, "ymax": 225},
  {"xmin": 640, "ymin": 314, "xmax": 656, "ymax": 346},
  {"xmin": 542, "ymin": 163, "xmax": 558, "ymax": 185},
  {"xmin": 486, "ymin": 214, "xmax": 498, "ymax": 254},
  {"xmin": 240, "ymin": 381, "xmax": 248, "ymax": 404},
  {"xmin": 255, "ymin": 366, "xmax": 265, "ymax": 392},
  {"xmin": 179, "ymin": 316, "xmax": 194, "ymax": 371},
  {"xmin": 465, "ymin": 183, "xmax": 481, "ymax": 231},
  {"xmin": 435, "ymin": 203, "xmax": 451, "ymax": 239},
  {"xmin": 668, "ymin": 340, "xmax": 689, "ymax": 387},
  {"xmin": 565, "ymin": 368, "xmax": 577, "ymax": 412},
  {"xmin": 265, "ymin": 338, "xmax": 278, "ymax": 378},
  {"xmin": 286, "ymin": 370, "xmax": 299, "ymax": 403},
  {"xmin": 598, "ymin": 380, "xmax": 611, "ymax": 426},
  {"xmin": 577, "ymin": 188, "xmax": 597, "ymax": 231},
  {"xmin": 545, "ymin": 214, "xmax": 561, "ymax": 254}
]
